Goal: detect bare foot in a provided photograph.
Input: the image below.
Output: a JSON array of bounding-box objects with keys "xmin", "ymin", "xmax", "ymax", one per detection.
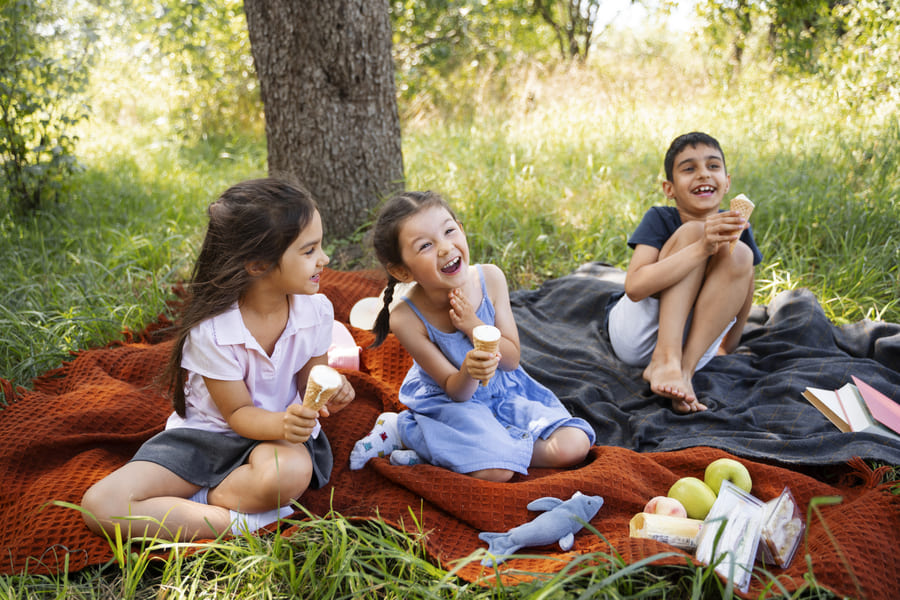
[
  {"xmin": 643, "ymin": 359, "xmax": 690, "ymax": 400},
  {"xmin": 671, "ymin": 396, "xmax": 708, "ymax": 414},
  {"xmin": 643, "ymin": 361, "xmax": 706, "ymax": 414}
]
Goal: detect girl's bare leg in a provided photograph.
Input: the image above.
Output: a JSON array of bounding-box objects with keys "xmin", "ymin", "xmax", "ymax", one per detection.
[
  {"xmin": 209, "ymin": 440, "xmax": 312, "ymax": 513},
  {"xmin": 81, "ymin": 461, "xmax": 231, "ymax": 541},
  {"xmin": 531, "ymin": 427, "xmax": 591, "ymax": 468},
  {"xmin": 81, "ymin": 441, "xmax": 312, "ymax": 541},
  {"xmin": 467, "ymin": 468, "xmax": 515, "ymax": 482}
]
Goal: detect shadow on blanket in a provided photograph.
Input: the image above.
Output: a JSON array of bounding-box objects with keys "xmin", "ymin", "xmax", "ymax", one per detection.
[{"xmin": 1, "ymin": 267, "xmax": 898, "ymax": 599}]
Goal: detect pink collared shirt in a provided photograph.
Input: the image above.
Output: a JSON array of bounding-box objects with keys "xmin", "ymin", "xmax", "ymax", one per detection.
[{"xmin": 166, "ymin": 294, "xmax": 333, "ymax": 436}]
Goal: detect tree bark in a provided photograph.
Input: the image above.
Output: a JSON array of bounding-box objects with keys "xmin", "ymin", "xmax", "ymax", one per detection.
[{"xmin": 244, "ymin": 0, "xmax": 404, "ymax": 240}]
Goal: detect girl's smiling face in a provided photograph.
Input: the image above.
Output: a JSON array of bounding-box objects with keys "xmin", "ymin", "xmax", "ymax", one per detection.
[
  {"xmin": 662, "ymin": 143, "xmax": 731, "ymax": 220},
  {"xmin": 393, "ymin": 205, "xmax": 469, "ymax": 289},
  {"xmin": 270, "ymin": 210, "xmax": 330, "ymax": 295}
]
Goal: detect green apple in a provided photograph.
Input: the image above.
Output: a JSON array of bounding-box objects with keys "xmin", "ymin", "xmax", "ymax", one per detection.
[
  {"xmin": 704, "ymin": 458, "xmax": 753, "ymax": 495},
  {"xmin": 667, "ymin": 477, "xmax": 717, "ymax": 520}
]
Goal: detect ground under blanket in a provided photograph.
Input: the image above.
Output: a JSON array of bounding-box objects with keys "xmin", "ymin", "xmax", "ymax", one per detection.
[{"xmin": 1, "ymin": 268, "xmax": 898, "ymax": 599}]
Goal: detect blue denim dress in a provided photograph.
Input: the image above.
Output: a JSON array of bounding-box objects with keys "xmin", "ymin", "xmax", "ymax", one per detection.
[{"xmin": 396, "ymin": 265, "xmax": 596, "ymax": 474}]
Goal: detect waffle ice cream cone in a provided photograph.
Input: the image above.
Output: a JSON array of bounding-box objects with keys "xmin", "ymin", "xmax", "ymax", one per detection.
[
  {"xmin": 472, "ymin": 325, "xmax": 501, "ymax": 386},
  {"xmin": 302, "ymin": 365, "xmax": 342, "ymax": 411},
  {"xmin": 729, "ymin": 194, "xmax": 755, "ymax": 253}
]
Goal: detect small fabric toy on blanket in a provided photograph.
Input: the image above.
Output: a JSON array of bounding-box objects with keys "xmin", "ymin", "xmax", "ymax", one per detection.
[{"xmin": 479, "ymin": 491, "xmax": 605, "ymax": 566}]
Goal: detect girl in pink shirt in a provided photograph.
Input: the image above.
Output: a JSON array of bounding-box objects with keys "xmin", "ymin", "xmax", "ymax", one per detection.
[{"xmin": 82, "ymin": 177, "xmax": 354, "ymax": 541}]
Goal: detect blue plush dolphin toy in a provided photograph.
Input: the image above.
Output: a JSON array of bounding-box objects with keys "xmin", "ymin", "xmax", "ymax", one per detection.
[{"xmin": 478, "ymin": 491, "xmax": 604, "ymax": 566}]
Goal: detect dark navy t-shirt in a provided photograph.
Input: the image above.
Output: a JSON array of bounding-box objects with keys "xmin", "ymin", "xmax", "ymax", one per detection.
[{"xmin": 628, "ymin": 206, "xmax": 763, "ymax": 265}]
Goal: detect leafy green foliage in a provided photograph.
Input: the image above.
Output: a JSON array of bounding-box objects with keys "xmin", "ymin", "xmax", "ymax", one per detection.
[
  {"xmin": 817, "ymin": 0, "xmax": 900, "ymax": 111},
  {"xmin": 0, "ymin": 124, "xmax": 265, "ymax": 397},
  {"xmin": 696, "ymin": 0, "xmax": 896, "ymax": 85},
  {"xmin": 93, "ymin": 0, "xmax": 260, "ymax": 140},
  {"xmin": 0, "ymin": 0, "xmax": 96, "ymax": 216},
  {"xmin": 390, "ymin": 0, "xmax": 554, "ymax": 119},
  {"xmin": 532, "ymin": 0, "xmax": 604, "ymax": 61}
]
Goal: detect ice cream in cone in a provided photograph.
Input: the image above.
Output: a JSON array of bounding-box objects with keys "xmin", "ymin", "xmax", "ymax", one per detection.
[
  {"xmin": 302, "ymin": 365, "xmax": 342, "ymax": 411},
  {"xmin": 472, "ymin": 325, "xmax": 501, "ymax": 386},
  {"xmin": 729, "ymin": 193, "xmax": 755, "ymax": 253}
]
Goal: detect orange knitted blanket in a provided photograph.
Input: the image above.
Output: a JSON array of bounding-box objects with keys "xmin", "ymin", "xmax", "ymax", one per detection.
[{"xmin": 1, "ymin": 269, "xmax": 897, "ymax": 599}]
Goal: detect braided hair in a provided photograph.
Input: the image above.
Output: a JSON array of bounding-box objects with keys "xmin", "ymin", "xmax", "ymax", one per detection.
[{"xmin": 369, "ymin": 190, "xmax": 458, "ymax": 347}]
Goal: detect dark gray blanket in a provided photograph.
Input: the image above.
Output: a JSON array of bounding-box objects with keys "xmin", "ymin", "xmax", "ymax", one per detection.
[{"xmin": 510, "ymin": 262, "xmax": 900, "ymax": 466}]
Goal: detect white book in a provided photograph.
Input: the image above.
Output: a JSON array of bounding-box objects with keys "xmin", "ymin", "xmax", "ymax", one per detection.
[
  {"xmin": 803, "ymin": 381, "xmax": 900, "ymax": 443},
  {"xmin": 803, "ymin": 386, "xmax": 850, "ymax": 432},
  {"xmin": 835, "ymin": 383, "xmax": 873, "ymax": 432}
]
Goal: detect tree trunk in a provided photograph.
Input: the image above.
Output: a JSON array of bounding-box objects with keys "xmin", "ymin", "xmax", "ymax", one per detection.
[{"xmin": 244, "ymin": 0, "xmax": 404, "ymax": 240}]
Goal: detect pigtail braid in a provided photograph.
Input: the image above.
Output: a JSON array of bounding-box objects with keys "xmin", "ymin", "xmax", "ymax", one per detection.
[{"xmin": 369, "ymin": 277, "xmax": 398, "ymax": 348}]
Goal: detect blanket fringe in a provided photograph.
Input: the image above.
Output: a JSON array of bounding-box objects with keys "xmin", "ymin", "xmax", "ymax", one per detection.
[
  {"xmin": 1, "ymin": 378, "xmax": 24, "ymax": 404},
  {"xmin": 843, "ymin": 456, "xmax": 895, "ymax": 489}
]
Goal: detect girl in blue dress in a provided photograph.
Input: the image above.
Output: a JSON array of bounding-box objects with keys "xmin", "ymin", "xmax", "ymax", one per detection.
[{"xmin": 352, "ymin": 191, "xmax": 595, "ymax": 482}]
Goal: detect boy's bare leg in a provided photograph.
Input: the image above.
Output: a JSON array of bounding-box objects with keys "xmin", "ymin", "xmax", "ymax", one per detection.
[
  {"xmin": 642, "ymin": 226, "xmax": 706, "ymax": 412},
  {"xmin": 643, "ymin": 268, "xmax": 705, "ymax": 411},
  {"xmin": 681, "ymin": 243, "xmax": 754, "ymax": 379}
]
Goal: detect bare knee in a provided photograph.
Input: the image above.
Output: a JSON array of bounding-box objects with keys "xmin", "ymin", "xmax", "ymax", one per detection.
[
  {"xmin": 554, "ymin": 428, "xmax": 592, "ymax": 466},
  {"xmin": 661, "ymin": 221, "xmax": 705, "ymax": 255},
  {"xmin": 256, "ymin": 446, "xmax": 313, "ymax": 504},
  {"xmin": 536, "ymin": 427, "xmax": 592, "ymax": 468},
  {"xmin": 730, "ymin": 240, "xmax": 755, "ymax": 272},
  {"xmin": 80, "ymin": 478, "xmax": 128, "ymax": 536},
  {"xmin": 712, "ymin": 244, "xmax": 754, "ymax": 289}
]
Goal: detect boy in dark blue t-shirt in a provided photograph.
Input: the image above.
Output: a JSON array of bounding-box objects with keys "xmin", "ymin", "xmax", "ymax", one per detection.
[{"xmin": 608, "ymin": 132, "xmax": 762, "ymax": 413}]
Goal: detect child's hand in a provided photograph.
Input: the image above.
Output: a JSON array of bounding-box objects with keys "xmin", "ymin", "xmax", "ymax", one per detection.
[
  {"xmin": 449, "ymin": 288, "xmax": 481, "ymax": 335},
  {"xmin": 283, "ymin": 403, "xmax": 319, "ymax": 444},
  {"xmin": 318, "ymin": 374, "xmax": 355, "ymax": 417},
  {"xmin": 704, "ymin": 211, "xmax": 747, "ymax": 253},
  {"xmin": 464, "ymin": 348, "xmax": 500, "ymax": 386}
]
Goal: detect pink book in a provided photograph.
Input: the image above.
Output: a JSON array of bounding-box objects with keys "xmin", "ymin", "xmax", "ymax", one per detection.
[{"xmin": 852, "ymin": 376, "xmax": 900, "ymax": 436}]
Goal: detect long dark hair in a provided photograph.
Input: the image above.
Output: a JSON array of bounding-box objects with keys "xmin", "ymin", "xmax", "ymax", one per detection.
[
  {"xmin": 369, "ymin": 190, "xmax": 458, "ymax": 348},
  {"xmin": 166, "ymin": 177, "xmax": 318, "ymax": 416}
]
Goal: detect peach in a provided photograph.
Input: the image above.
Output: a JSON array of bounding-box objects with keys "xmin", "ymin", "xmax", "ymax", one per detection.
[{"xmin": 643, "ymin": 495, "xmax": 688, "ymax": 518}]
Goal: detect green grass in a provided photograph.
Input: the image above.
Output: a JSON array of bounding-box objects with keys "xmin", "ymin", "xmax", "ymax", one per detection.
[
  {"xmin": 2, "ymin": 26, "xmax": 898, "ymax": 600},
  {"xmin": 3, "ymin": 503, "xmax": 855, "ymax": 599},
  {"xmin": 0, "ymin": 133, "xmax": 267, "ymax": 397}
]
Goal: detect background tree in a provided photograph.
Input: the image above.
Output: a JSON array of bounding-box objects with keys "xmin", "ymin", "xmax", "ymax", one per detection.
[
  {"xmin": 531, "ymin": 0, "xmax": 604, "ymax": 61},
  {"xmin": 126, "ymin": 0, "xmax": 260, "ymax": 139},
  {"xmin": 243, "ymin": 0, "xmax": 403, "ymax": 240}
]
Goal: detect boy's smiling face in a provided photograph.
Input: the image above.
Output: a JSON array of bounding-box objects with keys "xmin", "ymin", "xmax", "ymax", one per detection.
[{"xmin": 662, "ymin": 143, "xmax": 731, "ymax": 221}]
